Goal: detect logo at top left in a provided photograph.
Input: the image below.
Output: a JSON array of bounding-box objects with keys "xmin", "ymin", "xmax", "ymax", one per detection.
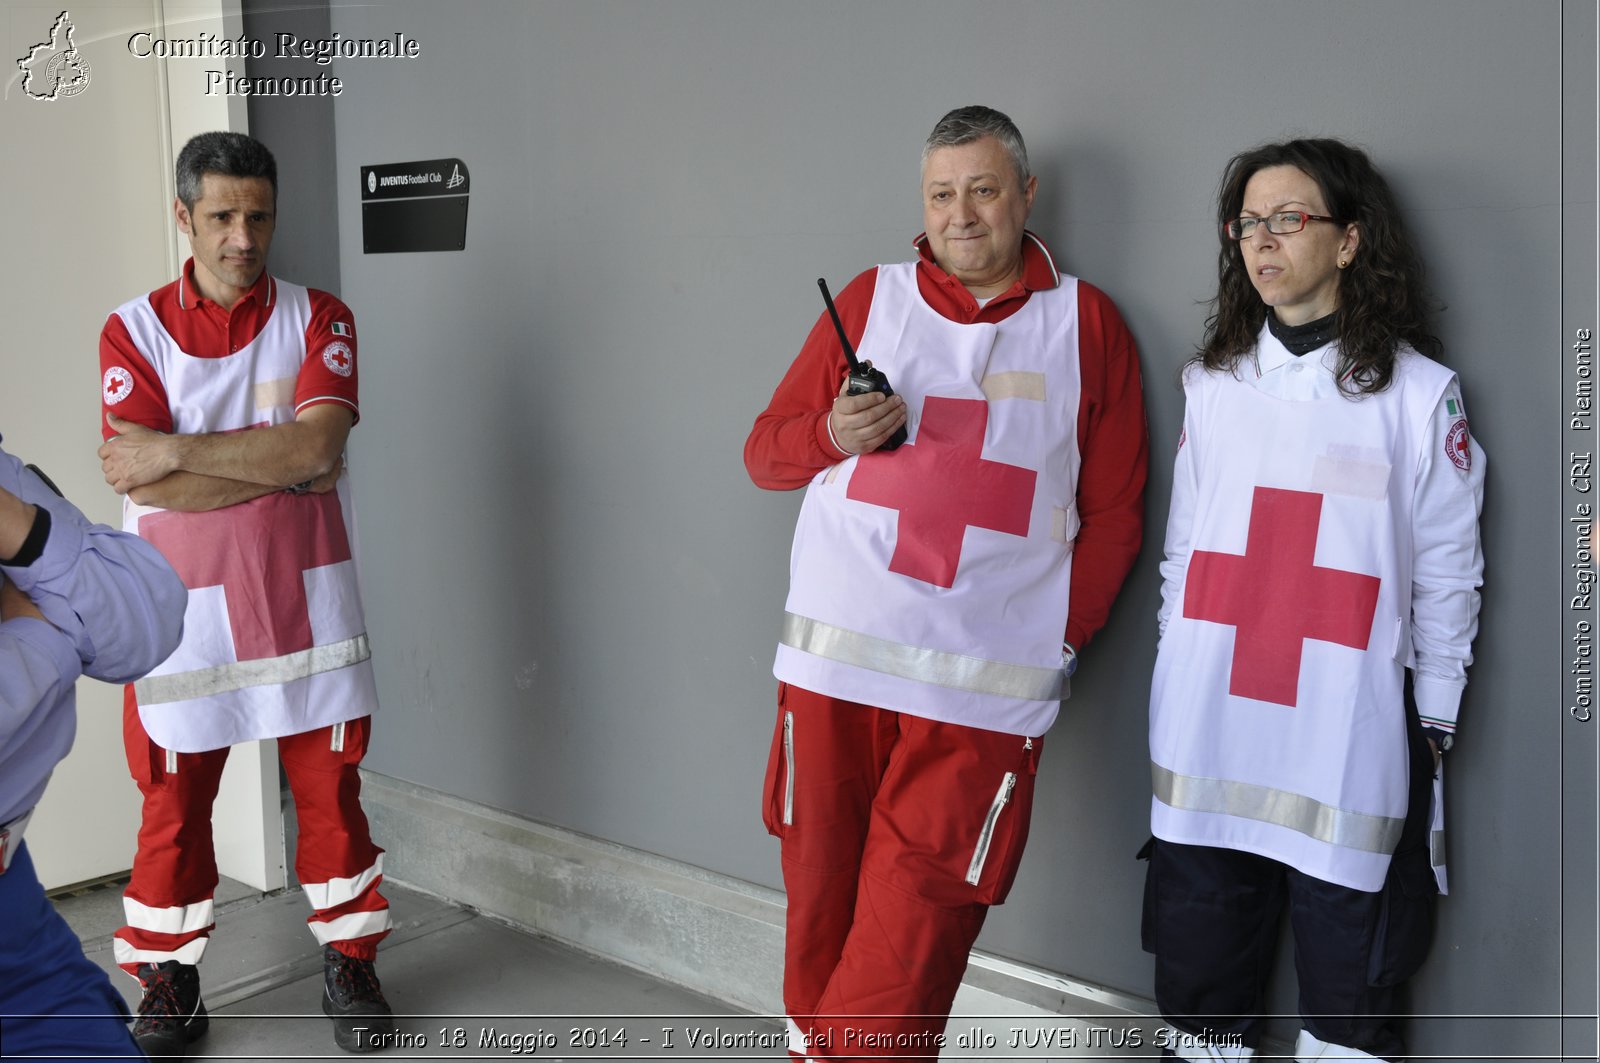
[{"xmin": 17, "ymin": 11, "xmax": 92, "ymax": 101}]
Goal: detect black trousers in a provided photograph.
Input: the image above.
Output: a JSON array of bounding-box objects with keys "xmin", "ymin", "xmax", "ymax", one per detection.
[
  {"xmin": 1140, "ymin": 683, "xmax": 1438, "ymax": 1060},
  {"xmin": 1144, "ymin": 838, "xmax": 1404, "ymax": 1058}
]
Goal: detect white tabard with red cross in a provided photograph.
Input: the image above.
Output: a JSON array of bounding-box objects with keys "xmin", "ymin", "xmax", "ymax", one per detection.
[
  {"xmin": 775, "ymin": 263, "xmax": 1082, "ymax": 738},
  {"xmin": 114, "ymin": 281, "xmax": 378, "ymax": 752},
  {"xmin": 1148, "ymin": 348, "xmax": 1454, "ymax": 891}
]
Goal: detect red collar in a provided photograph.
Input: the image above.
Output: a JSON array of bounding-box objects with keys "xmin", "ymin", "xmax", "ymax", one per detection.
[
  {"xmin": 177, "ymin": 258, "xmax": 275, "ymax": 312},
  {"xmin": 909, "ymin": 229, "xmax": 1062, "ymax": 323}
]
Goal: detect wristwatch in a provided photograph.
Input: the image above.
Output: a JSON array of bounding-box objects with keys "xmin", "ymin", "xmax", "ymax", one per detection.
[{"xmin": 1061, "ymin": 642, "xmax": 1078, "ymax": 678}]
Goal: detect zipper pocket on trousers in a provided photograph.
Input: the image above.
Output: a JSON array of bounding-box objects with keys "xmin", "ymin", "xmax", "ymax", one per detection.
[
  {"xmin": 966, "ymin": 771, "xmax": 1018, "ymax": 885},
  {"xmin": 782, "ymin": 711, "xmax": 795, "ymax": 826}
]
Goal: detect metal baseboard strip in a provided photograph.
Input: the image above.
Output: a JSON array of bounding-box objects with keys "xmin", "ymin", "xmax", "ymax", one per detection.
[
  {"xmin": 358, "ymin": 768, "xmax": 1190, "ymax": 1058},
  {"xmin": 360, "ymin": 768, "xmax": 787, "ymax": 1016}
]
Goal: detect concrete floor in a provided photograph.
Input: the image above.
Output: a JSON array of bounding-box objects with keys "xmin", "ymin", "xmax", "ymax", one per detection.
[{"xmin": 55, "ymin": 874, "xmax": 782, "ymax": 1060}]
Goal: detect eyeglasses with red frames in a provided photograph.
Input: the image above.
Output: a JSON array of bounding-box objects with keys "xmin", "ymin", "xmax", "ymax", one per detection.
[{"xmin": 1224, "ymin": 211, "xmax": 1347, "ymax": 241}]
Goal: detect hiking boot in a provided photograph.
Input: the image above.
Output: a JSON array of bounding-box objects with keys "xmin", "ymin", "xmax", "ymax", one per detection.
[
  {"xmin": 133, "ymin": 960, "xmax": 208, "ymax": 1058},
  {"xmin": 321, "ymin": 944, "xmax": 396, "ymax": 1052}
]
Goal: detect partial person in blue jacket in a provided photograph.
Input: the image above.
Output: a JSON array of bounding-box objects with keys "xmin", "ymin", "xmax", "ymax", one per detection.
[{"xmin": 0, "ymin": 436, "xmax": 187, "ymax": 1060}]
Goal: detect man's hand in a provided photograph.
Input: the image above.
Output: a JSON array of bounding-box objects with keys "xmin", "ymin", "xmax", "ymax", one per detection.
[
  {"xmin": 829, "ymin": 381, "xmax": 907, "ymax": 456},
  {"xmin": 0, "ymin": 576, "xmax": 48, "ymax": 625},
  {"xmin": 100, "ymin": 414, "xmax": 178, "ymax": 495}
]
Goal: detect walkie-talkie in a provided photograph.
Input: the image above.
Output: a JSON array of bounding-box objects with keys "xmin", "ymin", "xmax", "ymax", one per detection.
[{"xmin": 817, "ymin": 278, "xmax": 907, "ymax": 451}]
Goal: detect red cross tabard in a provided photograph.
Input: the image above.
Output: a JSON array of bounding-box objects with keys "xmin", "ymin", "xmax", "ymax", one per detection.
[
  {"xmin": 139, "ymin": 490, "xmax": 353, "ymax": 662},
  {"xmin": 1183, "ymin": 486, "xmax": 1380, "ymax": 707},
  {"xmin": 847, "ymin": 396, "xmax": 1036, "ymax": 588}
]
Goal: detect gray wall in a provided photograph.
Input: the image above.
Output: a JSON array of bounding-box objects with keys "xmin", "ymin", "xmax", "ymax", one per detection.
[
  {"xmin": 242, "ymin": 1, "xmax": 341, "ymax": 295},
  {"xmin": 244, "ymin": 1, "xmax": 1585, "ymax": 1056}
]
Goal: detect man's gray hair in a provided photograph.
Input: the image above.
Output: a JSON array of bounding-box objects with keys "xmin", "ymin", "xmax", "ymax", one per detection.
[
  {"xmin": 175, "ymin": 132, "xmax": 278, "ymax": 210},
  {"xmin": 922, "ymin": 105, "xmax": 1031, "ymax": 186}
]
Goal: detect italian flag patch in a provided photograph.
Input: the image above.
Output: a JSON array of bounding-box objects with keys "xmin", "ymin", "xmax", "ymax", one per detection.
[{"xmin": 332, "ymin": 322, "xmax": 353, "ymax": 337}]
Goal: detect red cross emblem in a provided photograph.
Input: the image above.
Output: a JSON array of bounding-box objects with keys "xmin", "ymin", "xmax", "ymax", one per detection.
[
  {"xmin": 323, "ymin": 341, "xmax": 353, "ymax": 378},
  {"xmin": 139, "ymin": 491, "xmax": 353, "ymax": 661},
  {"xmin": 1446, "ymin": 418, "xmax": 1471, "ymax": 471},
  {"xmin": 1183, "ymin": 486, "xmax": 1380, "ymax": 707},
  {"xmin": 103, "ymin": 367, "xmax": 134, "ymax": 406},
  {"xmin": 847, "ymin": 396, "xmax": 1036, "ymax": 588}
]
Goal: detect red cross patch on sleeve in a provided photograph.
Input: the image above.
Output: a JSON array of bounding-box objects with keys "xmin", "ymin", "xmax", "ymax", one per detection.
[
  {"xmin": 103, "ymin": 366, "xmax": 134, "ymax": 405},
  {"xmin": 1445, "ymin": 418, "xmax": 1472, "ymax": 472},
  {"xmin": 322, "ymin": 341, "xmax": 354, "ymax": 378}
]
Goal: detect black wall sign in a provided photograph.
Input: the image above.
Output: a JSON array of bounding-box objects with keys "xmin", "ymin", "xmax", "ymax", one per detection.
[{"xmin": 360, "ymin": 158, "xmax": 470, "ymax": 253}]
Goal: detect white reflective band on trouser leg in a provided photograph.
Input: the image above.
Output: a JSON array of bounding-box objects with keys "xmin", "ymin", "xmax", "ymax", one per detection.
[
  {"xmin": 302, "ymin": 854, "xmax": 383, "ymax": 911},
  {"xmin": 1167, "ymin": 1029, "xmax": 1256, "ymax": 1062},
  {"xmin": 123, "ymin": 895, "xmax": 216, "ymax": 935},
  {"xmin": 786, "ymin": 1017, "xmax": 814, "ymax": 1060},
  {"xmin": 308, "ymin": 907, "xmax": 392, "ymax": 945},
  {"xmin": 166, "ymin": 748, "xmax": 178, "ymax": 773},
  {"xmin": 331, "ymin": 720, "xmax": 346, "ymax": 753},
  {"xmin": 114, "ymin": 937, "xmax": 208, "ymax": 969},
  {"xmin": 1293, "ymin": 1029, "xmax": 1384, "ymax": 1061}
]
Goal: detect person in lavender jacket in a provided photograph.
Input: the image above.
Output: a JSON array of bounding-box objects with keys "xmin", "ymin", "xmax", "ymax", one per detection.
[{"xmin": 0, "ymin": 436, "xmax": 186, "ymax": 1060}]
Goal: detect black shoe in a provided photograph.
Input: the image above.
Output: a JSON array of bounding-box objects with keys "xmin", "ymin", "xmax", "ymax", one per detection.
[
  {"xmin": 321, "ymin": 944, "xmax": 396, "ymax": 1052},
  {"xmin": 133, "ymin": 961, "xmax": 209, "ymax": 1058}
]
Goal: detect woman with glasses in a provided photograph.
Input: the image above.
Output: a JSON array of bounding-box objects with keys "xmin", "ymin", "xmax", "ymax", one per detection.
[{"xmin": 1141, "ymin": 139, "xmax": 1485, "ymax": 1061}]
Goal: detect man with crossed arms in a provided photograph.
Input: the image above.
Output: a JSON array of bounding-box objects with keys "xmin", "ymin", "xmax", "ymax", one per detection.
[{"xmin": 98, "ymin": 132, "xmax": 394, "ymax": 1056}]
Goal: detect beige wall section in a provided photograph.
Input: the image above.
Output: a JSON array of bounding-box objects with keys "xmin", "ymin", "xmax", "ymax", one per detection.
[{"xmin": 1, "ymin": 0, "xmax": 282, "ymax": 892}]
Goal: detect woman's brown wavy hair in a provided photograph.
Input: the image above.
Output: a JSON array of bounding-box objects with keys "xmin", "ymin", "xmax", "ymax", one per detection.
[{"xmin": 1197, "ymin": 138, "xmax": 1441, "ymax": 395}]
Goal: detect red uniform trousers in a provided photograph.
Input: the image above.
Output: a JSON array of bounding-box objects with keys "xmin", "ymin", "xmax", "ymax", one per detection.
[
  {"xmin": 763, "ymin": 684, "xmax": 1041, "ymax": 1062},
  {"xmin": 113, "ymin": 692, "xmax": 391, "ymax": 975}
]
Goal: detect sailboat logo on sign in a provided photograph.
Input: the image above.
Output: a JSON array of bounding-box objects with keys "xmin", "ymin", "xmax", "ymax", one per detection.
[{"xmin": 17, "ymin": 11, "xmax": 93, "ymax": 101}]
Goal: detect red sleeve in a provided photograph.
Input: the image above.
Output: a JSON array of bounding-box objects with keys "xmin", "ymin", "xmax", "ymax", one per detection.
[
  {"xmin": 743, "ymin": 268, "xmax": 879, "ymax": 490},
  {"xmin": 99, "ymin": 312, "xmax": 173, "ymax": 440},
  {"xmin": 1065, "ymin": 281, "xmax": 1149, "ymax": 651},
  {"xmin": 295, "ymin": 290, "xmax": 360, "ymax": 424}
]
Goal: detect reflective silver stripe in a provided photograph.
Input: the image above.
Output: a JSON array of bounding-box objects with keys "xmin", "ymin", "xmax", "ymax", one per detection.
[
  {"xmin": 781, "ymin": 711, "xmax": 795, "ymax": 827},
  {"xmin": 134, "ymin": 634, "xmax": 371, "ymax": 706},
  {"xmin": 1151, "ymin": 762, "xmax": 1404, "ymax": 855},
  {"xmin": 966, "ymin": 772, "xmax": 1017, "ymax": 885},
  {"xmin": 165, "ymin": 748, "xmax": 178, "ymax": 773},
  {"xmin": 1430, "ymin": 829, "xmax": 1447, "ymax": 870},
  {"xmin": 330, "ymin": 721, "xmax": 346, "ymax": 753},
  {"xmin": 781, "ymin": 613, "xmax": 1065, "ymax": 702}
]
